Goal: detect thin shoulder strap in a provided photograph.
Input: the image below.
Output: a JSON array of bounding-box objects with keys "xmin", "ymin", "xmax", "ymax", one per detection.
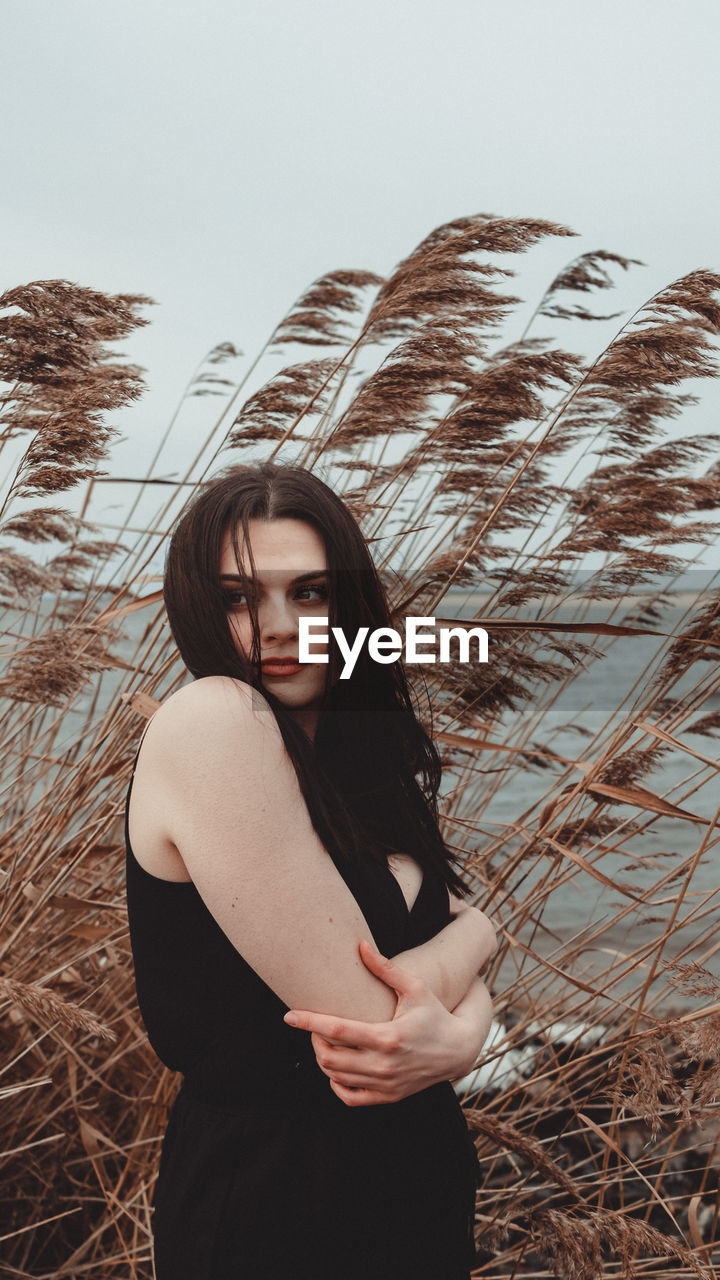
[
  {"xmin": 129, "ymin": 712, "xmax": 158, "ymax": 779},
  {"xmin": 125, "ymin": 714, "xmax": 158, "ymax": 855}
]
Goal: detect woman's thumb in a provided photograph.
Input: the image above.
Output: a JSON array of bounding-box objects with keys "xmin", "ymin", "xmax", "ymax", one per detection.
[{"xmin": 358, "ymin": 939, "xmax": 424, "ymax": 997}]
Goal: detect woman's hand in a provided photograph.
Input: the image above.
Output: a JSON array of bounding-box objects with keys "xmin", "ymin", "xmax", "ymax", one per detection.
[{"xmin": 284, "ymin": 940, "xmax": 493, "ymax": 1107}]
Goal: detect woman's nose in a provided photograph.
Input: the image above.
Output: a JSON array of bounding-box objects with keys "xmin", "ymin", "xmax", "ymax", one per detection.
[{"xmin": 259, "ymin": 594, "xmax": 297, "ymax": 642}]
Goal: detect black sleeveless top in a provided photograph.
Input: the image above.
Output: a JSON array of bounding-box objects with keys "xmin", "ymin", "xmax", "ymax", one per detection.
[{"xmin": 125, "ymin": 762, "xmax": 479, "ymax": 1279}]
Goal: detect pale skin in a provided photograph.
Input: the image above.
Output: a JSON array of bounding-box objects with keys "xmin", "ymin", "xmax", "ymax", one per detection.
[{"xmin": 128, "ymin": 518, "xmax": 496, "ymax": 1106}]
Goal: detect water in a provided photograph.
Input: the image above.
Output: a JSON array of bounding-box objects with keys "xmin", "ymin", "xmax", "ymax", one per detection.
[
  {"xmin": 3, "ymin": 587, "xmax": 719, "ymax": 986},
  {"xmin": 439, "ymin": 588, "xmax": 720, "ymax": 985}
]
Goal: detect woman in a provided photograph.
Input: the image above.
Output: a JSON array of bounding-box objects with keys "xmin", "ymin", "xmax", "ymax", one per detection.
[{"xmin": 125, "ymin": 462, "xmax": 496, "ymax": 1280}]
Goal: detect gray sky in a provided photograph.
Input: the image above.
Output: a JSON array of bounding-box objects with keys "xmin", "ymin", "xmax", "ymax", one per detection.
[{"xmin": 3, "ymin": 0, "xmax": 720, "ymax": 497}]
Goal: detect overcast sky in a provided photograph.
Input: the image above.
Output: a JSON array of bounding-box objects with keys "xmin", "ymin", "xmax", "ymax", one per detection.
[{"xmin": 3, "ymin": 0, "xmax": 720, "ymax": 505}]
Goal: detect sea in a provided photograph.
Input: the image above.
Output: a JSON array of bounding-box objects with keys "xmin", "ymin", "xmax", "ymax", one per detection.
[{"xmin": 2, "ymin": 579, "xmax": 719, "ymax": 996}]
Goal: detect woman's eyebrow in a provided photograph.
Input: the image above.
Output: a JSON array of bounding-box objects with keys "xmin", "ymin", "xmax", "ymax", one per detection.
[{"xmin": 219, "ymin": 571, "xmax": 328, "ymax": 584}]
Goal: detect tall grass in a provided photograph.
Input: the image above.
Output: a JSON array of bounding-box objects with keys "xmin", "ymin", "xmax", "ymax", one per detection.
[{"xmin": 2, "ymin": 216, "xmax": 720, "ymax": 1277}]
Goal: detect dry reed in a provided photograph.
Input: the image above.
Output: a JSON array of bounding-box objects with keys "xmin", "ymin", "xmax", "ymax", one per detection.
[{"xmin": 2, "ymin": 222, "xmax": 720, "ymax": 1277}]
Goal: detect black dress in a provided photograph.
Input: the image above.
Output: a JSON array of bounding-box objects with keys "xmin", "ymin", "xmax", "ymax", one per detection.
[{"xmin": 125, "ymin": 765, "xmax": 479, "ymax": 1280}]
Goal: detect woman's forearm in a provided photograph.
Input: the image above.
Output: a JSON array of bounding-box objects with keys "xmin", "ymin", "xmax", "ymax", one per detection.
[
  {"xmin": 450, "ymin": 975, "xmax": 494, "ymax": 1074},
  {"xmin": 391, "ymin": 906, "xmax": 497, "ymax": 1011}
]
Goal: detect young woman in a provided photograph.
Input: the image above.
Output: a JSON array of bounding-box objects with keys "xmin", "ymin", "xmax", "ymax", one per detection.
[{"xmin": 125, "ymin": 463, "xmax": 496, "ymax": 1280}]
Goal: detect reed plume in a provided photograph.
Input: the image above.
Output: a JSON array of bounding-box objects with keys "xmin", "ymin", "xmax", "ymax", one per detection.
[{"xmin": 2, "ymin": 220, "xmax": 720, "ymax": 1277}]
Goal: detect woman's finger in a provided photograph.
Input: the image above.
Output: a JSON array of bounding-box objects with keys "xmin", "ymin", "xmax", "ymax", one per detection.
[
  {"xmin": 311, "ymin": 1036, "xmax": 363, "ymax": 1071},
  {"xmin": 328, "ymin": 1079, "xmax": 396, "ymax": 1108},
  {"xmin": 285, "ymin": 1007, "xmax": 393, "ymax": 1048},
  {"xmin": 312, "ymin": 1043, "xmax": 359, "ymax": 1073},
  {"xmin": 316, "ymin": 1056, "xmax": 396, "ymax": 1085},
  {"xmin": 311, "ymin": 1031, "xmax": 361, "ymax": 1057},
  {"xmin": 311, "ymin": 1030, "xmax": 400, "ymax": 1062},
  {"xmin": 319, "ymin": 1063, "xmax": 396, "ymax": 1089},
  {"xmin": 357, "ymin": 939, "xmax": 427, "ymax": 998},
  {"xmin": 312, "ymin": 1037, "xmax": 394, "ymax": 1078},
  {"xmin": 284, "ymin": 1008, "xmax": 371, "ymax": 1042}
]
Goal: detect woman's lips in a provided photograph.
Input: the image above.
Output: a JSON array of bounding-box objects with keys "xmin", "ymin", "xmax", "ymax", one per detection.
[{"xmin": 261, "ymin": 660, "xmax": 305, "ymax": 677}]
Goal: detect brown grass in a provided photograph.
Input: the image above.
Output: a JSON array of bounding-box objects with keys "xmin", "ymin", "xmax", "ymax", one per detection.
[{"xmin": 2, "ymin": 224, "xmax": 720, "ymax": 1276}]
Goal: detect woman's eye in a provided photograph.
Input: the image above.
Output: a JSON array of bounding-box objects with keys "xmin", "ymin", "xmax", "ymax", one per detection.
[
  {"xmin": 222, "ymin": 584, "xmax": 327, "ymax": 609},
  {"xmin": 295, "ymin": 584, "xmax": 329, "ymax": 603},
  {"xmin": 223, "ymin": 591, "xmax": 250, "ymax": 609}
]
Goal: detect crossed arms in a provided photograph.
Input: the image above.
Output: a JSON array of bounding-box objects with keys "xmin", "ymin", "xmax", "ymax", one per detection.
[
  {"xmin": 134, "ymin": 676, "xmax": 497, "ymax": 1105},
  {"xmin": 285, "ymin": 940, "xmax": 495, "ymax": 1106}
]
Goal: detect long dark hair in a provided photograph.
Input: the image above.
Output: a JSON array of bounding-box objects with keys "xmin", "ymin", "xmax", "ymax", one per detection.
[{"xmin": 163, "ymin": 462, "xmax": 468, "ymax": 896}]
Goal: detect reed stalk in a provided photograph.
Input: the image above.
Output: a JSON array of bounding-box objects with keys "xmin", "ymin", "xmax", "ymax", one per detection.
[{"xmin": 2, "ymin": 220, "xmax": 720, "ymax": 1276}]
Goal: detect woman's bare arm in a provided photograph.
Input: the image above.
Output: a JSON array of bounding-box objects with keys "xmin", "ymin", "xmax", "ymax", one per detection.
[
  {"xmin": 135, "ymin": 676, "xmax": 495, "ymax": 1040},
  {"xmin": 282, "ymin": 899, "xmax": 497, "ymax": 1106},
  {"xmin": 135, "ymin": 677, "xmax": 398, "ymax": 1021},
  {"xmin": 285, "ymin": 943, "xmax": 495, "ymax": 1106},
  {"xmin": 389, "ymin": 906, "xmax": 496, "ymax": 1011},
  {"xmin": 449, "ymin": 973, "xmax": 494, "ymax": 1064}
]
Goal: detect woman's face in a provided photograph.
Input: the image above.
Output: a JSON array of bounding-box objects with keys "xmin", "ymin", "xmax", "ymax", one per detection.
[{"xmin": 219, "ymin": 517, "xmax": 330, "ymax": 739}]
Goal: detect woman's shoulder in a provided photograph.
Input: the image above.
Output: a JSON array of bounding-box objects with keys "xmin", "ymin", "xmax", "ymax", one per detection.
[
  {"xmin": 156, "ymin": 675, "xmax": 275, "ymax": 723},
  {"xmin": 143, "ymin": 677, "xmax": 278, "ymax": 763}
]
